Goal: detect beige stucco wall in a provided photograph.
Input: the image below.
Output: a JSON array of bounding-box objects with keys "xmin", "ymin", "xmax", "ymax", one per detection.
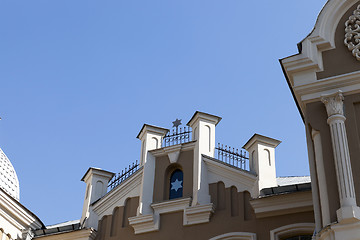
[
  {"xmin": 153, "ymin": 150, "xmax": 194, "ymax": 203},
  {"xmin": 95, "ymin": 183, "xmax": 314, "ymax": 240}
]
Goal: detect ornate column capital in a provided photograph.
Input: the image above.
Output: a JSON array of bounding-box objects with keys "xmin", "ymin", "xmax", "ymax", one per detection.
[{"xmin": 321, "ymin": 91, "xmax": 344, "ymax": 117}]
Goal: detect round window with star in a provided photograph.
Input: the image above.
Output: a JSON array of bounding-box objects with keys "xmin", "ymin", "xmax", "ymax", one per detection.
[{"xmin": 169, "ymin": 169, "xmax": 183, "ymax": 200}]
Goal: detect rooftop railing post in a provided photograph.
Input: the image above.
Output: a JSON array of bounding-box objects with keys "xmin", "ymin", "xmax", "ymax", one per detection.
[{"xmin": 215, "ymin": 143, "xmax": 249, "ymax": 171}]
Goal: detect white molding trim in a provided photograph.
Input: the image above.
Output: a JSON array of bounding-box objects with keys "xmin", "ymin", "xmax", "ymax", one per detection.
[
  {"xmin": 129, "ymin": 199, "xmax": 214, "ymax": 234},
  {"xmin": 152, "ymin": 198, "xmax": 191, "ymax": 227},
  {"xmin": 150, "ymin": 141, "xmax": 196, "ymax": 157},
  {"xmin": 250, "ymin": 191, "xmax": 313, "ymax": 218},
  {"xmin": 184, "ymin": 203, "xmax": 214, "ymax": 226},
  {"xmin": 283, "ymin": 0, "xmax": 359, "ymax": 74},
  {"xmin": 281, "ymin": 0, "xmax": 360, "ymax": 115},
  {"xmin": 92, "ymin": 168, "xmax": 143, "ymax": 218},
  {"xmin": 128, "ymin": 214, "xmax": 158, "ymax": 234},
  {"xmin": 203, "ymin": 155, "xmax": 257, "ymax": 195},
  {"xmin": 151, "ymin": 198, "xmax": 191, "ymax": 215},
  {"xmin": 295, "ymin": 70, "xmax": 360, "ymax": 103},
  {"xmin": 270, "ymin": 223, "xmax": 315, "ymax": 240},
  {"xmin": 209, "ymin": 232, "xmax": 257, "ymax": 240},
  {"xmin": 33, "ymin": 228, "xmax": 96, "ymax": 240},
  {"xmin": 0, "ymin": 190, "xmax": 43, "ymax": 237}
]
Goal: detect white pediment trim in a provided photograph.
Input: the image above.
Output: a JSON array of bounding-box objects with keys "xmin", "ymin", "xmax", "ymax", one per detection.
[
  {"xmin": 281, "ymin": 0, "xmax": 360, "ymax": 115},
  {"xmin": 92, "ymin": 168, "xmax": 143, "ymax": 217},
  {"xmin": 283, "ymin": 0, "xmax": 359, "ymax": 75},
  {"xmin": 0, "ymin": 190, "xmax": 43, "ymax": 230},
  {"xmin": 203, "ymin": 155, "xmax": 257, "ymax": 195}
]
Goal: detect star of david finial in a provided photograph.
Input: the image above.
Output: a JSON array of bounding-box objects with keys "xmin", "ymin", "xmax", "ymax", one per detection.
[{"xmin": 172, "ymin": 118, "xmax": 182, "ymax": 128}]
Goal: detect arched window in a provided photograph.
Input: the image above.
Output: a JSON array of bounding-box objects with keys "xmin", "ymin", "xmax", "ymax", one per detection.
[
  {"xmin": 270, "ymin": 223, "xmax": 314, "ymax": 240},
  {"xmin": 169, "ymin": 169, "xmax": 183, "ymax": 200},
  {"xmin": 282, "ymin": 236, "xmax": 312, "ymax": 240}
]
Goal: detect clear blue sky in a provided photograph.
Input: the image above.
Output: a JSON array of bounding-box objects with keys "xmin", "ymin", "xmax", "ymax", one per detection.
[{"xmin": 0, "ymin": 0, "xmax": 327, "ymax": 226}]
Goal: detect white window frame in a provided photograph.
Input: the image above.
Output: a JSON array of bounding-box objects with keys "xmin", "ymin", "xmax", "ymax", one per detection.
[
  {"xmin": 209, "ymin": 232, "xmax": 257, "ymax": 240},
  {"xmin": 270, "ymin": 223, "xmax": 314, "ymax": 240}
]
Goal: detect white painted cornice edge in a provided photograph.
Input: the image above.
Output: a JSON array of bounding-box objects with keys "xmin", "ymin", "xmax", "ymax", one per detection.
[
  {"xmin": 92, "ymin": 168, "xmax": 143, "ymax": 216},
  {"xmin": 295, "ymin": 70, "xmax": 360, "ymax": 102},
  {"xmin": 250, "ymin": 191, "xmax": 313, "ymax": 218},
  {"xmin": 152, "ymin": 198, "xmax": 192, "ymax": 227},
  {"xmin": 128, "ymin": 214, "xmax": 158, "ymax": 234},
  {"xmin": 150, "ymin": 141, "xmax": 196, "ymax": 157},
  {"xmin": 203, "ymin": 155, "xmax": 256, "ymax": 190},
  {"xmin": 34, "ymin": 228, "xmax": 96, "ymax": 240},
  {"xmin": 282, "ymin": 0, "xmax": 359, "ymax": 75},
  {"xmin": 151, "ymin": 198, "xmax": 191, "ymax": 215},
  {"xmin": 0, "ymin": 190, "xmax": 43, "ymax": 230},
  {"xmin": 184, "ymin": 203, "xmax": 214, "ymax": 226}
]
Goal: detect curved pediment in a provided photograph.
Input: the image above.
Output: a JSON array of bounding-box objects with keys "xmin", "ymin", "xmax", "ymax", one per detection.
[{"xmin": 281, "ymin": 0, "xmax": 360, "ymax": 116}]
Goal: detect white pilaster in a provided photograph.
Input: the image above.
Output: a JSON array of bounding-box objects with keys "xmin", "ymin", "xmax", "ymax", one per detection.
[
  {"xmin": 80, "ymin": 168, "xmax": 114, "ymax": 230},
  {"xmin": 321, "ymin": 91, "xmax": 360, "ymax": 222},
  {"xmin": 187, "ymin": 111, "xmax": 221, "ymax": 206},
  {"xmin": 136, "ymin": 124, "xmax": 168, "ymax": 215},
  {"xmin": 243, "ymin": 134, "xmax": 280, "ymax": 197},
  {"xmin": 311, "ymin": 129, "xmax": 331, "ymax": 227}
]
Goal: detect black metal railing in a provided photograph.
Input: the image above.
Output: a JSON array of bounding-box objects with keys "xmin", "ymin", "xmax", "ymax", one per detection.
[
  {"xmin": 108, "ymin": 160, "xmax": 140, "ymax": 191},
  {"xmin": 163, "ymin": 126, "xmax": 192, "ymax": 147},
  {"xmin": 215, "ymin": 143, "xmax": 249, "ymax": 170}
]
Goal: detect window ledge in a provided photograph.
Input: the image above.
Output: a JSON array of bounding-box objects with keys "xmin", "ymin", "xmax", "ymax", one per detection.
[{"xmin": 151, "ymin": 198, "xmax": 191, "ymax": 215}]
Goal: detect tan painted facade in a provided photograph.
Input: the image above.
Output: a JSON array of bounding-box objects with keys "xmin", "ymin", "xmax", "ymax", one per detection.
[
  {"xmin": 282, "ymin": 0, "xmax": 360, "ymax": 238},
  {"xmin": 5, "ymin": 0, "xmax": 360, "ymax": 239},
  {"xmin": 94, "ymin": 184, "xmax": 314, "ymax": 240},
  {"xmin": 153, "ymin": 150, "xmax": 194, "ymax": 203},
  {"xmin": 82, "ymin": 112, "xmax": 316, "ymax": 240}
]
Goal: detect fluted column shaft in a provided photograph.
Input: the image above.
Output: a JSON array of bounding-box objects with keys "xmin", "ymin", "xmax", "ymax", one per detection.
[{"xmin": 322, "ymin": 91, "xmax": 357, "ymax": 209}]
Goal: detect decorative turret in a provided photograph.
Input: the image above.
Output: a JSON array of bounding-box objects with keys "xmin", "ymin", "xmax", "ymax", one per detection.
[
  {"xmin": 243, "ymin": 134, "xmax": 281, "ymax": 196},
  {"xmin": 80, "ymin": 167, "xmax": 114, "ymax": 230}
]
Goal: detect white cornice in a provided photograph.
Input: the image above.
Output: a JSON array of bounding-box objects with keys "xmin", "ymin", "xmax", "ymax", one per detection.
[
  {"xmin": 184, "ymin": 203, "xmax": 214, "ymax": 226},
  {"xmin": 150, "ymin": 141, "xmax": 196, "ymax": 157},
  {"xmin": 128, "ymin": 214, "xmax": 158, "ymax": 234},
  {"xmin": 92, "ymin": 168, "xmax": 143, "ymax": 217},
  {"xmin": 0, "ymin": 190, "xmax": 43, "ymax": 230},
  {"xmin": 242, "ymin": 134, "xmax": 281, "ymax": 150},
  {"xmin": 34, "ymin": 228, "xmax": 96, "ymax": 240},
  {"xmin": 295, "ymin": 70, "xmax": 360, "ymax": 103},
  {"xmin": 81, "ymin": 168, "xmax": 114, "ymax": 183},
  {"xmin": 136, "ymin": 124, "xmax": 169, "ymax": 140},
  {"xmin": 151, "ymin": 198, "xmax": 191, "ymax": 215},
  {"xmin": 128, "ymin": 199, "xmax": 214, "ymax": 234},
  {"xmin": 283, "ymin": 0, "xmax": 358, "ymax": 74},
  {"xmin": 250, "ymin": 191, "xmax": 313, "ymax": 218},
  {"xmin": 203, "ymin": 155, "xmax": 256, "ymax": 192},
  {"xmin": 187, "ymin": 111, "xmax": 222, "ymax": 127}
]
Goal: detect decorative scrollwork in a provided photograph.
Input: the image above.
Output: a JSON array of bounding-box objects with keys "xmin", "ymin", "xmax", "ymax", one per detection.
[{"xmin": 344, "ymin": 5, "xmax": 360, "ymax": 61}]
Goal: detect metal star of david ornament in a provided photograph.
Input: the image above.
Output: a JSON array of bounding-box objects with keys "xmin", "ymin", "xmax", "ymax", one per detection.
[{"xmin": 172, "ymin": 118, "xmax": 182, "ymax": 128}]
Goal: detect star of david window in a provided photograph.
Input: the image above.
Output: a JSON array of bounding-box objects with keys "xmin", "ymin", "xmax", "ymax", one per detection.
[{"xmin": 169, "ymin": 169, "xmax": 183, "ymax": 200}]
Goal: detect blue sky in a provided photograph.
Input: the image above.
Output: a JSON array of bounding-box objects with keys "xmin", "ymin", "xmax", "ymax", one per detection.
[{"xmin": 0, "ymin": 1, "xmax": 327, "ymax": 225}]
